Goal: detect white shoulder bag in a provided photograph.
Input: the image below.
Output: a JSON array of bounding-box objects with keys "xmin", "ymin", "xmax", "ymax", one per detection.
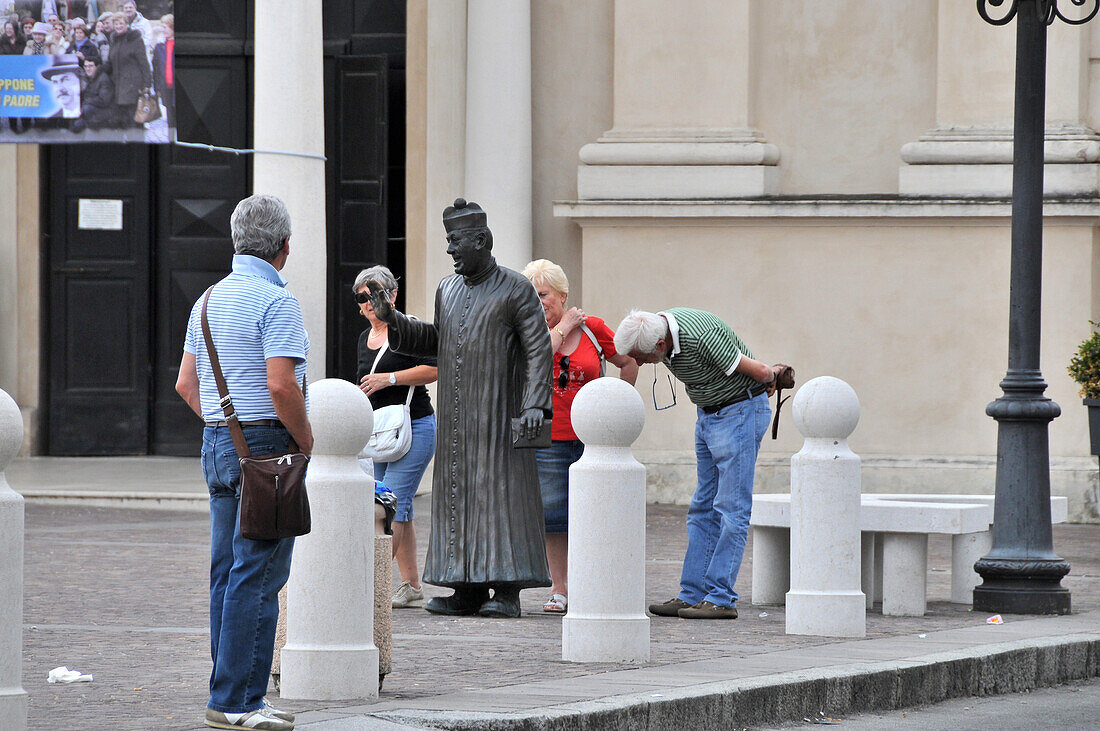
[{"xmin": 359, "ymin": 339, "xmax": 415, "ymax": 463}]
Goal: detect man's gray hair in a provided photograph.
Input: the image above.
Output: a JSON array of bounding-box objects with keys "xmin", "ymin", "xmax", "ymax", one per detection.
[
  {"xmin": 230, "ymin": 194, "xmax": 292, "ymax": 261},
  {"xmin": 353, "ymin": 265, "xmax": 398, "ymax": 295},
  {"xmin": 614, "ymin": 310, "xmax": 667, "ymax": 355}
]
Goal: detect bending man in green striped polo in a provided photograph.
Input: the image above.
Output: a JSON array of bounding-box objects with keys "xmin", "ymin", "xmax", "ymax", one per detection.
[{"xmin": 615, "ymin": 309, "xmax": 782, "ymax": 620}]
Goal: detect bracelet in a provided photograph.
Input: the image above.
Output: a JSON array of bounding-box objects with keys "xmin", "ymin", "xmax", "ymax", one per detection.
[{"xmin": 553, "ymin": 327, "xmax": 565, "ymax": 338}]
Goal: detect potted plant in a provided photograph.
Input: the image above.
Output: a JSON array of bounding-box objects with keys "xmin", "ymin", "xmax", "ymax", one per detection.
[{"xmin": 1067, "ymin": 321, "xmax": 1100, "ymax": 455}]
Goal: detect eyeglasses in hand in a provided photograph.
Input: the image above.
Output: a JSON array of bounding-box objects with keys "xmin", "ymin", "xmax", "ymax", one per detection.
[{"xmin": 652, "ymin": 366, "xmax": 677, "ymax": 411}]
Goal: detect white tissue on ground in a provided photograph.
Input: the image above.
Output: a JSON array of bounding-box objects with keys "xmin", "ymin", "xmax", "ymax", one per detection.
[{"xmin": 47, "ymin": 667, "xmax": 93, "ymax": 684}]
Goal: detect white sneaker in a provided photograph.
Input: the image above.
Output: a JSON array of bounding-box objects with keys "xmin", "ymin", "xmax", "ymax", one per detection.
[
  {"xmin": 205, "ymin": 707, "xmax": 293, "ymax": 730},
  {"xmin": 262, "ymin": 698, "xmax": 294, "ymax": 722},
  {"xmin": 392, "ymin": 580, "xmax": 425, "ymax": 608}
]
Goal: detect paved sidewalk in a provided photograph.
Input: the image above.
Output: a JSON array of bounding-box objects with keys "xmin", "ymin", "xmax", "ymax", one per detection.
[{"xmin": 12, "ymin": 459, "xmax": 1100, "ymax": 730}]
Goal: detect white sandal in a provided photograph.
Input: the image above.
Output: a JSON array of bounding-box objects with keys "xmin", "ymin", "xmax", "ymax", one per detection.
[{"xmin": 543, "ymin": 593, "xmax": 567, "ymax": 613}]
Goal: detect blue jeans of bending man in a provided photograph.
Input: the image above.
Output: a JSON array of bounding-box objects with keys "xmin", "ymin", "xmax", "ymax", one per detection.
[
  {"xmin": 677, "ymin": 393, "xmax": 771, "ymax": 609},
  {"xmin": 203, "ymin": 424, "xmax": 295, "ymax": 714}
]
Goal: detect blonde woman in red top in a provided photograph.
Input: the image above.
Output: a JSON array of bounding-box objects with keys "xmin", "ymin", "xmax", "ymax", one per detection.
[{"xmin": 522, "ymin": 259, "xmax": 639, "ymax": 614}]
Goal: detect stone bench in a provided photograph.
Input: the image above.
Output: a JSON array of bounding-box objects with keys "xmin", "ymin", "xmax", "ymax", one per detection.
[{"xmin": 750, "ymin": 493, "xmax": 1068, "ymax": 616}]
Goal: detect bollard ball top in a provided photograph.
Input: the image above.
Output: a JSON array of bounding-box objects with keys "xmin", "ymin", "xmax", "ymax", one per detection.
[
  {"xmin": 0, "ymin": 388, "xmax": 23, "ymax": 471},
  {"xmin": 570, "ymin": 377, "xmax": 645, "ymax": 447},
  {"xmin": 792, "ymin": 376, "xmax": 859, "ymax": 440},
  {"xmin": 308, "ymin": 378, "xmax": 374, "ymax": 456}
]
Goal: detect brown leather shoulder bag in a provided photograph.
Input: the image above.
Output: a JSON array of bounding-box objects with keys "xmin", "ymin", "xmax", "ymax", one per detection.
[{"xmin": 201, "ymin": 287, "xmax": 311, "ymax": 541}]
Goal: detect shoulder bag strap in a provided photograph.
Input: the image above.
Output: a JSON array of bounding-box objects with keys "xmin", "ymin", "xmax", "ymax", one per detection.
[
  {"xmin": 370, "ymin": 337, "xmax": 415, "ymax": 407},
  {"xmin": 368, "ymin": 337, "xmax": 388, "ymax": 374},
  {"xmin": 201, "ymin": 286, "xmax": 251, "ymax": 459},
  {"xmin": 581, "ymin": 324, "xmax": 606, "ymax": 377}
]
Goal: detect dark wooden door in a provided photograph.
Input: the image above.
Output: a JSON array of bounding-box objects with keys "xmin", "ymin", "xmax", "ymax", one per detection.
[
  {"xmin": 46, "ymin": 145, "xmax": 152, "ymax": 455},
  {"xmin": 328, "ymin": 54, "xmax": 389, "ymax": 381},
  {"xmin": 151, "ymin": 54, "xmax": 251, "ymax": 455}
]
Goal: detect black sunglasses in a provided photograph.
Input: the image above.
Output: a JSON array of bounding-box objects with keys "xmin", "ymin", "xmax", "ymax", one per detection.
[
  {"xmin": 355, "ymin": 288, "xmax": 393, "ymax": 304},
  {"xmin": 557, "ymin": 355, "xmax": 570, "ymax": 389}
]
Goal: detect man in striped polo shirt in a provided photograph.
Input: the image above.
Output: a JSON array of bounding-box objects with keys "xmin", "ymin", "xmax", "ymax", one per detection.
[
  {"xmin": 176, "ymin": 194, "xmax": 312, "ymax": 730},
  {"xmin": 615, "ymin": 309, "xmax": 780, "ymax": 620}
]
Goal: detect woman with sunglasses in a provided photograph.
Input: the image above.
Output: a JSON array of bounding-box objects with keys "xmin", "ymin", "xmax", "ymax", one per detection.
[
  {"xmin": 353, "ymin": 265, "xmax": 438, "ymax": 610},
  {"xmin": 522, "ymin": 259, "xmax": 639, "ymax": 614}
]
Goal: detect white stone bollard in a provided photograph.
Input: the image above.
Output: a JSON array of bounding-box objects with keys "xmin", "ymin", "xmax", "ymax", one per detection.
[
  {"xmin": 562, "ymin": 378, "xmax": 649, "ymax": 663},
  {"xmin": 280, "ymin": 379, "xmax": 379, "ymax": 700},
  {"xmin": 785, "ymin": 377, "xmax": 866, "ymax": 638},
  {"xmin": 0, "ymin": 389, "xmax": 26, "ymax": 730}
]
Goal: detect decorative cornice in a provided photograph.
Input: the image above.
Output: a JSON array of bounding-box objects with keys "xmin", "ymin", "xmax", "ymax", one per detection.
[{"xmin": 553, "ymin": 197, "xmax": 1100, "ymax": 222}]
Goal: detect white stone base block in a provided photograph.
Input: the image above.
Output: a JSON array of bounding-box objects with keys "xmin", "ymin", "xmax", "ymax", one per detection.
[
  {"xmin": 882, "ymin": 533, "xmax": 928, "ymax": 616},
  {"xmin": 279, "ymin": 648, "xmax": 379, "ymax": 700},
  {"xmin": 751, "ymin": 526, "xmax": 790, "ymax": 605},
  {"xmin": 900, "ymin": 163, "xmax": 1100, "ymax": 198},
  {"xmin": 561, "ymin": 617, "xmax": 650, "ymax": 663},
  {"xmin": 785, "ymin": 591, "xmax": 866, "ymax": 637},
  {"xmin": 578, "ymin": 164, "xmax": 777, "ymax": 199},
  {"xmin": 951, "ymin": 531, "xmax": 992, "ymax": 605}
]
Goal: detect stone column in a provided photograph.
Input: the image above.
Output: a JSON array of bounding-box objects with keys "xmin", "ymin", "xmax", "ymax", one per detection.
[
  {"xmin": 577, "ymin": 0, "xmax": 778, "ymax": 199},
  {"xmin": 899, "ymin": 5, "xmax": 1098, "ymax": 196},
  {"xmin": 860, "ymin": 533, "xmax": 876, "ymax": 610},
  {"xmin": 562, "ymin": 378, "xmax": 649, "ymax": 663},
  {"xmin": 786, "ymin": 377, "xmax": 866, "ymax": 638},
  {"xmin": 0, "ymin": 146, "xmax": 17, "ymax": 396},
  {"xmin": 464, "ymin": 0, "xmax": 532, "ymax": 271},
  {"xmin": 0, "ymin": 389, "xmax": 26, "ymax": 730},
  {"xmin": 280, "ymin": 379, "xmax": 378, "ymax": 700},
  {"xmin": 953, "ymin": 530, "xmax": 994, "ymax": 604},
  {"xmin": 750, "ymin": 526, "xmax": 790, "ymax": 606},
  {"xmin": 253, "ymin": 0, "xmax": 327, "ymax": 384}
]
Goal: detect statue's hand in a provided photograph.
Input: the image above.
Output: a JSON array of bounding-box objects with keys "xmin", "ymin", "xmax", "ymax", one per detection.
[
  {"xmin": 519, "ymin": 407, "xmax": 544, "ymax": 441},
  {"xmin": 366, "ymin": 281, "xmax": 395, "ymax": 323}
]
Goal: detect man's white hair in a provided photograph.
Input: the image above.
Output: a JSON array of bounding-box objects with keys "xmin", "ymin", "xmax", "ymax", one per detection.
[{"xmin": 614, "ymin": 310, "xmax": 666, "ymax": 355}]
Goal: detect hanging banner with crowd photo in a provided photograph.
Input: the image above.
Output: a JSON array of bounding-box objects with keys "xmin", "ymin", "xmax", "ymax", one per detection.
[{"xmin": 0, "ymin": 0, "xmax": 173, "ymax": 143}]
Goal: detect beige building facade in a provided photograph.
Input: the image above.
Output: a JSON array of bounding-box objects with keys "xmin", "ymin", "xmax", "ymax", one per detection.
[
  {"xmin": 405, "ymin": 0, "xmax": 1100, "ymax": 522},
  {"xmin": 1, "ymin": 1, "xmax": 1098, "ymax": 522}
]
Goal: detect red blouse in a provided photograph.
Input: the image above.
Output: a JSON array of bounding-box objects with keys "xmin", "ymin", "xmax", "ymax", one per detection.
[{"xmin": 551, "ymin": 315, "xmax": 619, "ymax": 441}]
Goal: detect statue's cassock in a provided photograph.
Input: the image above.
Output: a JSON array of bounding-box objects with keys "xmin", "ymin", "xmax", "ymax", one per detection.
[{"xmin": 387, "ymin": 261, "xmax": 553, "ymax": 590}]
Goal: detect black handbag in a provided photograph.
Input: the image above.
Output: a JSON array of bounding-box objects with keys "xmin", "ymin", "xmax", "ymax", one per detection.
[{"xmin": 202, "ymin": 287, "xmax": 311, "ymax": 540}]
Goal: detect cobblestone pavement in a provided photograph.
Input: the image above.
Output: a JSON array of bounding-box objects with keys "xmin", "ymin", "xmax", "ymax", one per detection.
[{"xmin": 21, "ymin": 497, "xmax": 1100, "ymax": 730}]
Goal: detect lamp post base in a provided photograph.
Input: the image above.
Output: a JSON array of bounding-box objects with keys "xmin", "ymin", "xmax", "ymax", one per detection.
[
  {"xmin": 973, "ymin": 555, "xmax": 1071, "ymax": 614},
  {"xmin": 973, "ymin": 579, "xmax": 1070, "ymax": 615}
]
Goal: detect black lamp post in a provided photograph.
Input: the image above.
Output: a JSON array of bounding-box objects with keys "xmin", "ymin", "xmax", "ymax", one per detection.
[{"xmin": 972, "ymin": 0, "xmax": 1098, "ymax": 614}]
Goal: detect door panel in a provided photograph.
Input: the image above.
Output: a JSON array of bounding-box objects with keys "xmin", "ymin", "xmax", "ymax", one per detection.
[
  {"xmin": 328, "ymin": 55, "xmax": 388, "ymax": 381},
  {"xmin": 47, "ymin": 145, "xmax": 151, "ymax": 455},
  {"xmin": 151, "ymin": 54, "xmax": 251, "ymax": 456}
]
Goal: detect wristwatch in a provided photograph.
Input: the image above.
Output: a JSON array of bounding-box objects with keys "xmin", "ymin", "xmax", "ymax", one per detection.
[{"xmin": 388, "ymin": 372, "xmax": 397, "ymax": 385}]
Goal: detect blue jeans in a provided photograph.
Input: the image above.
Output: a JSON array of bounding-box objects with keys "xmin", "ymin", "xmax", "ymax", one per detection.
[
  {"xmin": 677, "ymin": 393, "xmax": 770, "ymax": 608},
  {"xmin": 203, "ymin": 425, "xmax": 296, "ymax": 714},
  {"xmin": 374, "ymin": 414, "xmax": 436, "ymax": 522}
]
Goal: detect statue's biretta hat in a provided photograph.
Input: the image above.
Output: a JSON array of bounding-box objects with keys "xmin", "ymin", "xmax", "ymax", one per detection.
[{"xmin": 443, "ymin": 198, "xmax": 487, "ymax": 232}]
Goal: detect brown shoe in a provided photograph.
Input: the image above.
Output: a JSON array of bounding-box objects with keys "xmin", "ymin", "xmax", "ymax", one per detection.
[
  {"xmin": 648, "ymin": 597, "xmax": 692, "ymax": 617},
  {"xmin": 678, "ymin": 600, "xmax": 738, "ymax": 619}
]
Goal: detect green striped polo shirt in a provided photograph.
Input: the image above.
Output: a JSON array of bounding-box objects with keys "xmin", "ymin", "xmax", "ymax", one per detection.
[{"xmin": 661, "ymin": 308, "xmax": 756, "ymax": 408}]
